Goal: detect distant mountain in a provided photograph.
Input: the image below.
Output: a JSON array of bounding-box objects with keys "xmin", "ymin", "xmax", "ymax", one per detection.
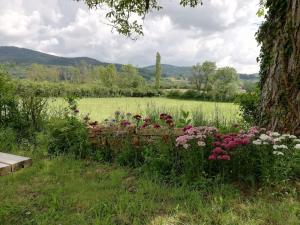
[
  {"xmin": 140, "ymin": 64, "xmax": 193, "ymax": 77},
  {"xmin": 0, "ymin": 46, "xmax": 123, "ymax": 68},
  {"xmin": 0, "ymin": 46, "xmax": 258, "ymax": 81}
]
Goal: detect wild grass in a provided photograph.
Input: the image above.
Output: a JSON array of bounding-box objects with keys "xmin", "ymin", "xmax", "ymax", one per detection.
[
  {"xmin": 51, "ymin": 97, "xmax": 240, "ymax": 126},
  {"xmin": 0, "ymin": 150, "xmax": 299, "ymax": 225}
]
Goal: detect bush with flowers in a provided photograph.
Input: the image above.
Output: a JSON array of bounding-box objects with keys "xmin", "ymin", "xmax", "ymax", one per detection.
[{"xmin": 86, "ymin": 111, "xmax": 300, "ymax": 186}]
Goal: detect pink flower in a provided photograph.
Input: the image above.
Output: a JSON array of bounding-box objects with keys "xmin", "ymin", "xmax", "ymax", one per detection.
[
  {"xmin": 176, "ymin": 135, "xmax": 192, "ymax": 147},
  {"xmin": 220, "ymin": 155, "xmax": 230, "ymax": 161},
  {"xmin": 208, "ymin": 154, "xmax": 217, "ymax": 160},
  {"xmin": 241, "ymin": 138, "xmax": 250, "ymax": 145},
  {"xmin": 120, "ymin": 120, "xmax": 130, "ymax": 127},
  {"xmin": 186, "ymin": 128, "xmax": 198, "ymax": 135},
  {"xmin": 212, "ymin": 147, "xmax": 225, "ymax": 155}
]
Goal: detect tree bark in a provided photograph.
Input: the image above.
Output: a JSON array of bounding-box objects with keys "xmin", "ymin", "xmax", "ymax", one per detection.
[{"xmin": 260, "ymin": 0, "xmax": 300, "ymax": 135}]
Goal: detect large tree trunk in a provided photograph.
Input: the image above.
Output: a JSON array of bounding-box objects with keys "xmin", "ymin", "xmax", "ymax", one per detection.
[{"xmin": 259, "ymin": 0, "xmax": 300, "ymax": 135}]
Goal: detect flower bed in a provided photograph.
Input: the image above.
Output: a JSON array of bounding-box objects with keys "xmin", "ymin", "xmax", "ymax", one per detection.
[{"xmin": 85, "ymin": 112, "xmax": 300, "ymax": 186}]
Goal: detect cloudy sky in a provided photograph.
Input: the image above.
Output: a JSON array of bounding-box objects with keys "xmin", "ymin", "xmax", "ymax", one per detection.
[{"xmin": 0, "ymin": 0, "xmax": 263, "ymax": 73}]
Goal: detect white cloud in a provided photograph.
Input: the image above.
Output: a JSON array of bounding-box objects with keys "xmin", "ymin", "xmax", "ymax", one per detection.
[{"xmin": 0, "ymin": 0, "xmax": 263, "ymax": 73}]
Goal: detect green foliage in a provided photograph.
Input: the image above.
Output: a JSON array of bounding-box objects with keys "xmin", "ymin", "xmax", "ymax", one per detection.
[
  {"xmin": 78, "ymin": 0, "xmax": 203, "ymax": 37},
  {"xmin": 47, "ymin": 98, "xmax": 91, "ymax": 158},
  {"xmin": 0, "ymin": 69, "xmax": 48, "ymax": 140},
  {"xmin": 0, "ymin": 128, "xmax": 16, "ymax": 152},
  {"xmin": 235, "ymin": 91, "xmax": 260, "ymax": 125},
  {"xmin": 155, "ymin": 52, "xmax": 161, "ymax": 89},
  {"xmin": 16, "ymin": 80, "xmax": 160, "ymax": 98},
  {"xmin": 0, "ymin": 68, "xmax": 18, "ymax": 126},
  {"xmin": 27, "ymin": 64, "xmax": 59, "ymax": 82},
  {"xmin": 166, "ymin": 89, "xmax": 236, "ymax": 102},
  {"xmin": 178, "ymin": 109, "xmax": 192, "ymax": 127},
  {"xmin": 191, "ymin": 61, "xmax": 216, "ymax": 91},
  {"xmin": 209, "ymin": 67, "xmax": 240, "ymax": 100}
]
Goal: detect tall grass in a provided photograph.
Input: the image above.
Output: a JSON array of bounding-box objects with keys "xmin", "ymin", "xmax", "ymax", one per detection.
[
  {"xmin": 144, "ymin": 103, "xmax": 239, "ymax": 128},
  {"xmin": 50, "ymin": 97, "xmax": 240, "ymax": 125}
]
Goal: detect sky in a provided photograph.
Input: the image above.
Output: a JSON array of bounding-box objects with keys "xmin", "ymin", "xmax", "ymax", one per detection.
[{"xmin": 0, "ymin": 0, "xmax": 263, "ymax": 73}]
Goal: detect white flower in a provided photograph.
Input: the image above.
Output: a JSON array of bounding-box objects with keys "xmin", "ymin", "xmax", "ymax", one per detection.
[
  {"xmin": 293, "ymin": 139, "xmax": 300, "ymax": 143},
  {"xmin": 262, "ymin": 141, "xmax": 269, "ymax": 145},
  {"xmin": 273, "ymin": 151, "xmax": 284, "ymax": 156},
  {"xmin": 197, "ymin": 141, "xmax": 206, "ymax": 147},
  {"xmin": 295, "ymin": 144, "xmax": 300, "ymax": 150},
  {"xmin": 253, "ymin": 140, "xmax": 262, "ymax": 145},
  {"xmin": 279, "ymin": 145, "xmax": 288, "ymax": 149},
  {"xmin": 273, "ymin": 137, "xmax": 284, "ymax": 143},
  {"xmin": 270, "ymin": 132, "xmax": 280, "ymax": 137},
  {"xmin": 259, "ymin": 134, "xmax": 271, "ymax": 141},
  {"xmin": 289, "ymin": 135, "xmax": 297, "ymax": 139},
  {"xmin": 273, "ymin": 145, "xmax": 288, "ymax": 150},
  {"xmin": 183, "ymin": 144, "xmax": 190, "ymax": 149}
]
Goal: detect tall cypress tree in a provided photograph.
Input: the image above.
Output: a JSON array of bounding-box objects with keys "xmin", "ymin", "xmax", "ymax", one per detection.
[{"xmin": 155, "ymin": 52, "xmax": 161, "ymax": 89}]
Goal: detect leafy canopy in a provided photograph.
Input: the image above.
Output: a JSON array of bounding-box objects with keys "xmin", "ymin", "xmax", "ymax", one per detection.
[{"xmin": 76, "ymin": 0, "xmax": 203, "ymax": 37}]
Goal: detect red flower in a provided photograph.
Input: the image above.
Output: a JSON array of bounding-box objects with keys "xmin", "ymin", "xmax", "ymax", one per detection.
[
  {"xmin": 166, "ymin": 115, "xmax": 173, "ymax": 120},
  {"xmin": 89, "ymin": 121, "xmax": 98, "ymax": 126},
  {"xmin": 160, "ymin": 113, "xmax": 168, "ymax": 120},
  {"xmin": 153, "ymin": 124, "xmax": 161, "ymax": 129},
  {"xmin": 166, "ymin": 118, "xmax": 173, "ymax": 124},
  {"xmin": 133, "ymin": 114, "xmax": 142, "ymax": 120},
  {"xmin": 143, "ymin": 118, "xmax": 151, "ymax": 123},
  {"xmin": 183, "ymin": 125, "xmax": 193, "ymax": 132},
  {"xmin": 213, "ymin": 141, "xmax": 222, "ymax": 147}
]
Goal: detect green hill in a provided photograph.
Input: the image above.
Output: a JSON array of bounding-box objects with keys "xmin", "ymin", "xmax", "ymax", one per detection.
[
  {"xmin": 0, "ymin": 46, "xmax": 122, "ymax": 68},
  {"xmin": 0, "ymin": 46, "xmax": 258, "ymax": 81}
]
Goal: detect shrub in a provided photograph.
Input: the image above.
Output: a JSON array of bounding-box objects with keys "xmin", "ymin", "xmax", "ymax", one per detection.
[
  {"xmin": 47, "ymin": 97, "xmax": 91, "ymax": 158},
  {"xmin": 165, "ymin": 89, "xmax": 236, "ymax": 102},
  {"xmin": 0, "ymin": 128, "xmax": 16, "ymax": 152},
  {"xmin": 235, "ymin": 90, "xmax": 260, "ymax": 124},
  {"xmin": 0, "ymin": 70, "xmax": 48, "ymax": 141}
]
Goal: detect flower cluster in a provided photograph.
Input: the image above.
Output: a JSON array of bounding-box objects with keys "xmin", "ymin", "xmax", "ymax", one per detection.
[
  {"xmin": 176, "ymin": 126, "xmax": 218, "ymax": 149},
  {"xmin": 133, "ymin": 114, "xmax": 142, "ymax": 121},
  {"xmin": 141, "ymin": 118, "xmax": 151, "ymax": 128},
  {"xmin": 160, "ymin": 113, "xmax": 174, "ymax": 127},
  {"xmin": 213, "ymin": 133, "xmax": 250, "ymax": 150},
  {"xmin": 208, "ymin": 147, "xmax": 230, "ymax": 161},
  {"xmin": 250, "ymin": 130, "xmax": 300, "ymax": 156},
  {"xmin": 209, "ymin": 130, "xmax": 252, "ymax": 161},
  {"xmin": 120, "ymin": 120, "xmax": 131, "ymax": 127}
]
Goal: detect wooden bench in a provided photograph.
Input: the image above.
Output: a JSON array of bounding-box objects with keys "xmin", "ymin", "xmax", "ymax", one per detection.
[{"xmin": 0, "ymin": 152, "xmax": 32, "ymax": 176}]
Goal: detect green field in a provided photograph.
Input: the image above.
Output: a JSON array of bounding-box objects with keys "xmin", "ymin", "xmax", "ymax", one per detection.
[{"xmin": 51, "ymin": 97, "xmax": 240, "ymax": 124}]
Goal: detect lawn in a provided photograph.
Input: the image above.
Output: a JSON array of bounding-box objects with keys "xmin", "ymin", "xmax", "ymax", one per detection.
[
  {"xmin": 0, "ymin": 151, "xmax": 299, "ymax": 225},
  {"xmin": 51, "ymin": 97, "xmax": 240, "ymax": 123}
]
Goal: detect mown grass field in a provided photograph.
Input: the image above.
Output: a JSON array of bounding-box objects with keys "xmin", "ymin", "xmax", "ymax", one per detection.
[
  {"xmin": 1, "ymin": 151, "xmax": 299, "ymax": 225},
  {"xmin": 51, "ymin": 97, "xmax": 240, "ymax": 124}
]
